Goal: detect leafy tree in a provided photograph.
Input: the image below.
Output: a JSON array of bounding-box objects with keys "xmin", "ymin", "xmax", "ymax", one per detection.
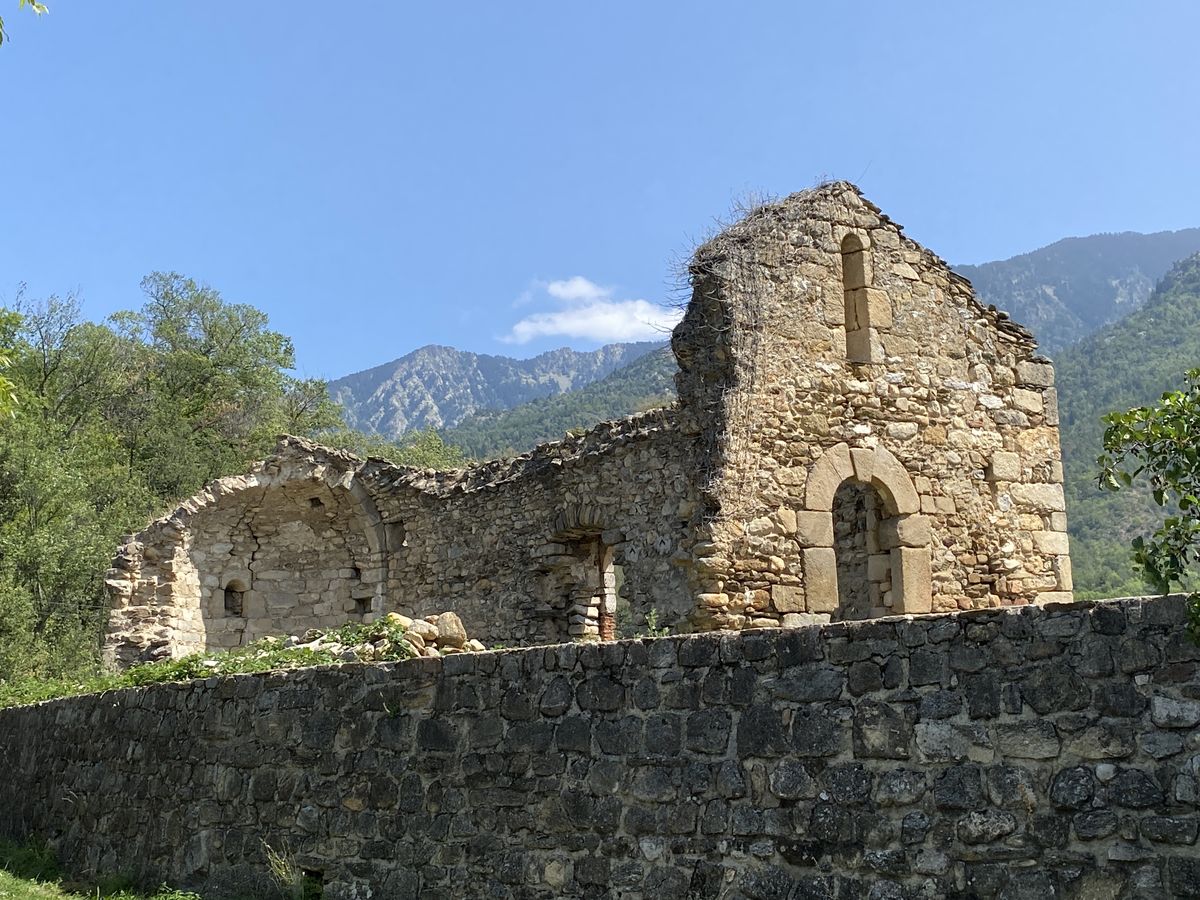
[
  {"xmin": 1098, "ymin": 369, "xmax": 1200, "ymax": 638},
  {"xmin": 0, "ymin": 275, "xmax": 351, "ymax": 682},
  {"xmin": 0, "ymin": 0, "xmax": 47, "ymax": 46},
  {"xmin": 0, "ymin": 309, "xmax": 18, "ymax": 417}
]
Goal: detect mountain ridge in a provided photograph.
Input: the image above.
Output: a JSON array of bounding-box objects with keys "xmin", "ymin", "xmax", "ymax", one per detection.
[
  {"xmin": 956, "ymin": 226, "xmax": 1200, "ymax": 352},
  {"xmin": 329, "ymin": 340, "xmax": 664, "ymax": 438}
]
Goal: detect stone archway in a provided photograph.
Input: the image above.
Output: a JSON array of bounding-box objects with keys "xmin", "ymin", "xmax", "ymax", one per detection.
[
  {"xmin": 104, "ymin": 439, "xmax": 393, "ymax": 665},
  {"xmin": 799, "ymin": 443, "xmax": 932, "ymax": 617},
  {"xmin": 535, "ymin": 504, "xmax": 617, "ymax": 642}
]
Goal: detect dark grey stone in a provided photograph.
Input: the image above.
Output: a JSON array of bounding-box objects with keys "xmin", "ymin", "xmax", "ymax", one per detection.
[
  {"xmin": 908, "ymin": 648, "xmax": 947, "ymax": 686},
  {"xmin": 876, "ymin": 768, "xmax": 927, "ymax": 807},
  {"xmin": 736, "ymin": 705, "xmax": 788, "ymax": 758},
  {"xmin": 686, "ymin": 708, "xmax": 731, "ymax": 755},
  {"xmin": 1021, "ymin": 663, "xmax": 1091, "ymax": 713},
  {"xmin": 771, "ymin": 665, "xmax": 845, "ymax": 702},
  {"xmin": 1109, "ymin": 768, "xmax": 1165, "ymax": 808},
  {"xmin": 824, "ymin": 763, "xmax": 873, "ymax": 804},
  {"xmin": 957, "ymin": 809, "xmax": 1017, "ymax": 844},
  {"xmin": 901, "ymin": 811, "xmax": 931, "ymax": 845},
  {"xmin": 986, "ymin": 765, "xmax": 1039, "ymax": 810},
  {"xmin": 575, "ymin": 675, "xmax": 623, "ymax": 711},
  {"xmin": 847, "ymin": 660, "xmax": 883, "ymax": 695},
  {"xmin": 1095, "ymin": 682, "xmax": 1148, "ymax": 717},
  {"xmin": 852, "ymin": 700, "xmax": 911, "ymax": 759},
  {"xmin": 961, "ymin": 673, "xmax": 1001, "ymax": 719},
  {"xmin": 919, "ymin": 690, "xmax": 961, "ymax": 720},
  {"xmin": 934, "ymin": 765, "xmax": 985, "ymax": 811},
  {"xmin": 1072, "ymin": 809, "xmax": 1118, "ymax": 839},
  {"xmin": 1049, "ymin": 766, "xmax": 1095, "ymax": 810},
  {"xmin": 1140, "ymin": 814, "xmax": 1199, "ymax": 844},
  {"xmin": 790, "ymin": 707, "xmax": 843, "ymax": 758},
  {"xmin": 768, "ymin": 759, "xmax": 817, "ymax": 800}
]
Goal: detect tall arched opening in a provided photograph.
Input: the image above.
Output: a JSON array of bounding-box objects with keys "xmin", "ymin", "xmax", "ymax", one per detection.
[
  {"xmin": 801, "ymin": 444, "xmax": 933, "ymax": 618},
  {"xmin": 537, "ymin": 505, "xmax": 619, "ymax": 643},
  {"xmin": 832, "ymin": 479, "xmax": 895, "ymax": 621}
]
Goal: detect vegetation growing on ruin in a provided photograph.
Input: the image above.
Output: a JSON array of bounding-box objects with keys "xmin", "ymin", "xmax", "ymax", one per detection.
[
  {"xmin": 0, "ymin": 838, "xmax": 202, "ymax": 899},
  {"xmin": 0, "ymin": 619, "xmax": 420, "ymax": 710}
]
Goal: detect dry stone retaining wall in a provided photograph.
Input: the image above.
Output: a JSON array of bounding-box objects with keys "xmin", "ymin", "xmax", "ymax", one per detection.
[{"xmin": 6, "ymin": 595, "xmax": 1200, "ymax": 899}]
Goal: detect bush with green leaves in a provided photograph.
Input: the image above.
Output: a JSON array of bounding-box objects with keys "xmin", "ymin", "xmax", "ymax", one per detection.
[{"xmin": 1098, "ymin": 367, "xmax": 1200, "ymax": 639}]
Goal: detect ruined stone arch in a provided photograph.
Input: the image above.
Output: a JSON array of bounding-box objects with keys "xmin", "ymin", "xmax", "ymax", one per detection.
[
  {"xmin": 104, "ymin": 439, "xmax": 392, "ymax": 664},
  {"xmin": 800, "ymin": 443, "xmax": 931, "ymax": 618}
]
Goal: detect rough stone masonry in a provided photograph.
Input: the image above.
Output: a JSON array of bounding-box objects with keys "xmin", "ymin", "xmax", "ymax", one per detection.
[
  {"xmin": 2, "ymin": 596, "xmax": 1198, "ymax": 898},
  {"xmin": 103, "ymin": 182, "xmax": 1071, "ymax": 665}
]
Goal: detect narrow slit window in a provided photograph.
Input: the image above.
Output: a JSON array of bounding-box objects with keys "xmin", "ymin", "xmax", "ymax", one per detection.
[
  {"xmin": 842, "ymin": 234, "xmax": 872, "ymax": 363},
  {"xmin": 223, "ymin": 581, "xmax": 245, "ymax": 617}
]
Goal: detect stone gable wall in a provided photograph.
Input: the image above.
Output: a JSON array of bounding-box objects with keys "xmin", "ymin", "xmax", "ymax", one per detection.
[
  {"xmin": 677, "ymin": 184, "xmax": 1069, "ymax": 632},
  {"xmin": 10, "ymin": 596, "xmax": 1200, "ymax": 899}
]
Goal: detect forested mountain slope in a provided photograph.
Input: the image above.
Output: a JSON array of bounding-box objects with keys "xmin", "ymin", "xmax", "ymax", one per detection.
[
  {"xmin": 329, "ymin": 341, "xmax": 663, "ymax": 438},
  {"xmin": 956, "ymin": 228, "xmax": 1200, "ymax": 352},
  {"xmin": 443, "ymin": 344, "xmax": 677, "ymax": 458},
  {"xmin": 1056, "ymin": 252, "xmax": 1200, "ymax": 595}
]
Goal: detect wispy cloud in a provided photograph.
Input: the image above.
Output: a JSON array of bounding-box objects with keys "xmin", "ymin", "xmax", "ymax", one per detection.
[{"xmin": 503, "ymin": 276, "xmax": 682, "ymax": 344}]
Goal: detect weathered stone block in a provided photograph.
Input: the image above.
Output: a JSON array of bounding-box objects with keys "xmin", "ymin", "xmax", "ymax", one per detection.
[
  {"xmin": 803, "ymin": 548, "xmax": 838, "ymax": 613},
  {"xmin": 892, "ymin": 547, "xmax": 932, "ymax": 614},
  {"xmin": 1011, "ymin": 482, "xmax": 1066, "ymax": 512},
  {"xmin": 793, "ymin": 511, "xmax": 833, "ymax": 548},
  {"xmin": 1032, "ymin": 530, "xmax": 1070, "ymax": 555},
  {"xmin": 770, "ymin": 585, "xmax": 804, "ymax": 614},
  {"xmin": 987, "ymin": 451, "xmax": 1022, "ymax": 482}
]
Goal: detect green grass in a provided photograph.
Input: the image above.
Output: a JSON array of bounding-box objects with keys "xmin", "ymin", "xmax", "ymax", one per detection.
[
  {"xmin": 0, "ymin": 840, "xmax": 201, "ymax": 899},
  {"xmin": 0, "ymin": 620, "xmax": 418, "ymax": 710}
]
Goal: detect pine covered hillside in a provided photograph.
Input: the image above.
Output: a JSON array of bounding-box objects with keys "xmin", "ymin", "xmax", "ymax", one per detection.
[
  {"xmin": 329, "ymin": 341, "xmax": 664, "ymax": 438},
  {"xmin": 1056, "ymin": 252, "xmax": 1200, "ymax": 596},
  {"xmin": 444, "ymin": 345, "xmax": 677, "ymax": 458},
  {"xmin": 956, "ymin": 228, "xmax": 1200, "ymax": 352}
]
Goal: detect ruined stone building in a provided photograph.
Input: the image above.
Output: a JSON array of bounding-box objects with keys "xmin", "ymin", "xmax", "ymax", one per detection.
[{"xmin": 104, "ymin": 183, "xmax": 1071, "ymax": 666}]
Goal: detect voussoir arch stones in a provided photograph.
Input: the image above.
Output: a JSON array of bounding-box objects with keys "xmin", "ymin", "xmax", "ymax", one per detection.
[
  {"xmin": 800, "ymin": 442, "xmax": 931, "ymax": 616},
  {"xmin": 551, "ymin": 503, "xmax": 608, "ymax": 540},
  {"xmin": 803, "ymin": 443, "xmax": 920, "ymax": 515}
]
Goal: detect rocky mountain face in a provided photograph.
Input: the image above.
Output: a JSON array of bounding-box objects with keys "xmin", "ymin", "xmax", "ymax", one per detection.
[
  {"xmin": 956, "ymin": 228, "xmax": 1200, "ymax": 352},
  {"xmin": 329, "ymin": 341, "xmax": 664, "ymax": 438}
]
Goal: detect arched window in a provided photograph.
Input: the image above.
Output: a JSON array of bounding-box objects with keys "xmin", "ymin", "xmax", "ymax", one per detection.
[
  {"xmin": 841, "ymin": 234, "xmax": 872, "ymax": 363},
  {"xmin": 223, "ymin": 579, "xmax": 246, "ymax": 617}
]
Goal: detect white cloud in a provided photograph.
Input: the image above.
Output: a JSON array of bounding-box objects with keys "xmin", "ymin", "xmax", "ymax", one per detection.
[
  {"xmin": 545, "ymin": 276, "xmax": 612, "ymax": 303},
  {"xmin": 503, "ymin": 275, "xmax": 683, "ymax": 344}
]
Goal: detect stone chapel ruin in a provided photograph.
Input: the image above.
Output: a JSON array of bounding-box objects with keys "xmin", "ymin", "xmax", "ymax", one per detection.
[{"xmin": 104, "ymin": 183, "xmax": 1071, "ymax": 666}]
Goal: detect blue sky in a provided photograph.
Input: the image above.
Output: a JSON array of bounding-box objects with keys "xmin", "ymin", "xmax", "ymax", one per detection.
[{"xmin": 2, "ymin": 2, "xmax": 1198, "ymax": 379}]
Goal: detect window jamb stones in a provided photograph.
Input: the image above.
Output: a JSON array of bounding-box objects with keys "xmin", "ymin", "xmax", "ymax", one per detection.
[{"xmin": 840, "ymin": 232, "xmax": 891, "ymax": 364}]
